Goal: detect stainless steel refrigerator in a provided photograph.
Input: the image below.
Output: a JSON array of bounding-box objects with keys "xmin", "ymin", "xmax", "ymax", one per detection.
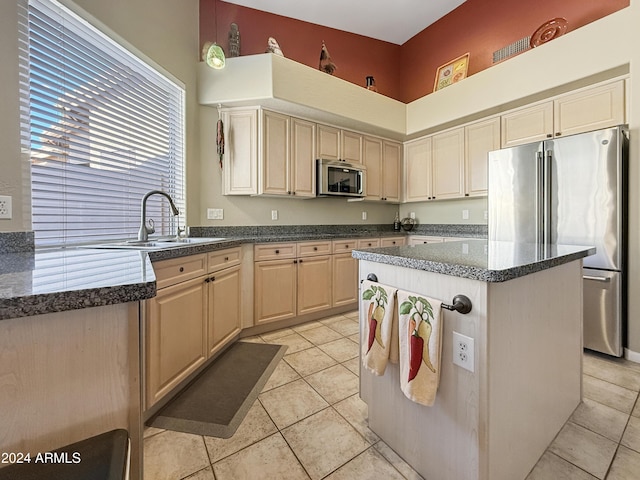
[{"xmin": 488, "ymin": 125, "xmax": 628, "ymax": 356}]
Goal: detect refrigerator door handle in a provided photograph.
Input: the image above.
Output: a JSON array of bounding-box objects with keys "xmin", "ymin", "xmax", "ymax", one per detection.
[
  {"xmin": 583, "ymin": 275, "xmax": 611, "ymax": 282},
  {"xmin": 543, "ymin": 149, "xmax": 552, "ymax": 245},
  {"xmin": 536, "ymin": 151, "xmax": 544, "ymax": 245}
]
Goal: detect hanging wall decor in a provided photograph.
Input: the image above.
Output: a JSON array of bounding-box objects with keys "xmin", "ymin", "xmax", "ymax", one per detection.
[{"xmin": 433, "ymin": 53, "xmax": 469, "ymax": 92}]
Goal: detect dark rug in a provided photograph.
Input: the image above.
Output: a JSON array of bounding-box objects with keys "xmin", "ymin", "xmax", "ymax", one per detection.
[{"xmin": 148, "ymin": 341, "xmax": 287, "ymax": 438}]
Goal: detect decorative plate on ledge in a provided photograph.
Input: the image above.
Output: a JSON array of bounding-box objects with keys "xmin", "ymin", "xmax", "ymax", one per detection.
[{"xmin": 530, "ymin": 18, "xmax": 568, "ymax": 48}]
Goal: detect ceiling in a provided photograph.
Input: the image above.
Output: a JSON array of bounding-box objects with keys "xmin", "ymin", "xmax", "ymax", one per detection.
[{"xmin": 220, "ymin": 0, "xmax": 468, "ymax": 45}]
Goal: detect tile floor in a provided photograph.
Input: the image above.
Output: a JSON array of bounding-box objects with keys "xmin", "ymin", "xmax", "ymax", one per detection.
[{"xmin": 143, "ymin": 311, "xmax": 640, "ymax": 480}]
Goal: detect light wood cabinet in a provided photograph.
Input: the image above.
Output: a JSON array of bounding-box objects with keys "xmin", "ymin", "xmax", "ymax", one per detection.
[
  {"xmin": 403, "ymin": 137, "xmax": 433, "ymax": 203},
  {"xmin": 407, "ymin": 236, "xmax": 445, "ymax": 246},
  {"xmin": 146, "ymin": 249, "xmax": 242, "ymax": 410},
  {"xmin": 380, "ymin": 236, "xmax": 407, "ymax": 247},
  {"xmin": 222, "ymin": 108, "xmax": 258, "ymax": 195},
  {"xmin": 261, "ymin": 111, "xmax": 316, "ymax": 197},
  {"xmin": 501, "ymin": 80, "xmax": 625, "ymax": 147},
  {"xmin": 146, "ymin": 274, "xmax": 207, "ymax": 408},
  {"xmin": 432, "ymin": 127, "xmax": 465, "ymax": 200},
  {"xmin": 357, "ymin": 238, "xmax": 380, "ymax": 249},
  {"xmin": 254, "ymin": 257, "xmax": 298, "ymax": 325},
  {"xmin": 464, "ymin": 117, "xmax": 500, "ymax": 197},
  {"xmin": 341, "ymin": 130, "xmax": 363, "ymax": 163},
  {"xmin": 297, "ymin": 254, "xmax": 332, "ymax": 315},
  {"xmin": 382, "ymin": 141, "xmax": 401, "ymax": 202},
  {"xmin": 332, "ymin": 252, "xmax": 358, "ymax": 307},
  {"xmin": 317, "ymin": 124, "xmax": 340, "ymax": 160},
  {"xmin": 363, "ymin": 136, "xmax": 383, "ymax": 201}
]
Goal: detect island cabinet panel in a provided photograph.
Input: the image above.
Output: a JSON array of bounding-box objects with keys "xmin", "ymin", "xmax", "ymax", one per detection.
[
  {"xmin": 358, "ymin": 259, "xmax": 583, "ymax": 480},
  {"xmin": 207, "ymin": 265, "xmax": 242, "ymax": 356}
]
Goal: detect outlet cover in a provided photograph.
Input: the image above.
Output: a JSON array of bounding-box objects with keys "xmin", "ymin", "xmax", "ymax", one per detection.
[
  {"xmin": 0, "ymin": 195, "xmax": 12, "ymax": 220},
  {"xmin": 452, "ymin": 331, "xmax": 475, "ymax": 372},
  {"xmin": 207, "ymin": 208, "xmax": 223, "ymax": 220},
  {"xmin": 271, "ymin": 210, "xmax": 278, "ymax": 220},
  {"xmin": 362, "ymin": 211, "xmax": 367, "ymax": 220},
  {"xmin": 410, "ymin": 212, "xmax": 416, "ymax": 219},
  {"xmin": 462, "ymin": 209, "xmax": 469, "ymax": 220}
]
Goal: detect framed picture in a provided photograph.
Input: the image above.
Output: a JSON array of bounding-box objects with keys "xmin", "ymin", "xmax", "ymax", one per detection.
[{"xmin": 433, "ymin": 53, "xmax": 470, "ymax": 92}]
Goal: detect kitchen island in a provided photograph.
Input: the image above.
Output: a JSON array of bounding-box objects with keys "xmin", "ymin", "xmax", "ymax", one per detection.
[{"xmin": 352, "ymin": 239, "xmax": 595, "ymax": 480}]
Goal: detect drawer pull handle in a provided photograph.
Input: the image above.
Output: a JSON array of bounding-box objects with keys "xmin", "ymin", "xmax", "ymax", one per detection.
[
  {"xmin": 313, "ymin": 247, "xmax": 318, "ymax": 251},
  {"xmin": 179, "ymin": 267, "xmax": 184, "ymax": 272},
  {"xmin": 275, "ymin": 249, "xmax": 280, "ymax": 254},
  {"xmin": 345, "ymin": 244, "xmax": 349, "ymax": 248}
]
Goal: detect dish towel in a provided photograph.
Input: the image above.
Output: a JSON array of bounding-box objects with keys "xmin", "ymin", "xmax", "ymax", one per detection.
[
  {"xmin": 397, "ymin": 290, "xmax": 443, "ymax": 406},
  {"xmin": 361, "ymin": 280, "xmax": 397, "ymax": 376}
]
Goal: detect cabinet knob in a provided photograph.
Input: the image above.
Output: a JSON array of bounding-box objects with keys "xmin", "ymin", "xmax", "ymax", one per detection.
[
  {"xmin": 293, "ymin": 259, "xmax": 298, "ymax": 264},
  {"xmin": 275, "ymin": 249, "xmax": 279, "ymax": 254},
  {"xmin": 465, "ymin": 193, "xmax": 469, "ymax": 197},
  {"xmin": 345, "ymin": 244, "xmax": 349, "ymax": 248},
  {"xmin": 299, "ymin": 259, "xmax": 303, "ymax": 263},
  {"xmin": 313, "ymin": 247, "xmax": 318, "ymax": 251},
  {"xmin": 211, "ymin": 276, "xmax": 215, "ymax": 282},
  {"xmin": 555, "ymin": 132, "xmax": 562, "ymax": 136},
  {"xmin": 224, "ymin": 256, "xmax": 229, "ymax": 261},
  {"xmin": 179, "ymin": 267, "xmax": 184, "ymax": 272},
  {"xmin": 546, "ymin": 133, "xmax": 553, "ymax": 138},
  {"xmin": 292, "ymin": 192, "xmax": 296, "ymax": 195},
  {"xmin": 392, "ymin": 241, "xmax": 396, "ymax": 245},
  {"xmin": 204, "ymin": 277, "xmax": 210, "ymax": 283},
  {"xmin": 368, "ymin": 243, "xmax": 372, "ymax": 246}
]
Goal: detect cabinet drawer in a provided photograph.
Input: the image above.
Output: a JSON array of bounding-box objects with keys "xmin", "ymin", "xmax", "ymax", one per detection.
[
  {"xmin": 153, "ymin": 254, "xmax": 207, "ymax": 289},
  {"xmin": 332, "ymin": 239, "xmax": 356, "ymax": 253},
  {"xmin": 380, "ymin": 237, "xmax": 406, "ymax": 247},
  {"xmin": 208, "ymin": 247, "xmax": 241, "ymax": 273},
  {"xmin": 356, "ymin": 238, "xmax": 380, "ymax": 249},
  {"xmin": 408, "ymin": 236, "xmax": 444, "ymax": 246},
  {"xmin": 297, "ymin": 240, "xmax": 332, "ymax": 257},
  {"xmin": 254, "ymin": 243, "xmax": 296, "ymax": 261}
]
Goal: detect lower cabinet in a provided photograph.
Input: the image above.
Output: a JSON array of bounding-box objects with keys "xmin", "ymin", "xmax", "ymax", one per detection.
[
  {"xmin": 145, "ymin": 248, "xmax": 242, "ymax": 410},
  {"xmin": 297, "ymin": 254, "xmax": 332, "ymax": 315},
  {"xmin": 254, "ymin": 256, "xmax": 298, "ymax": 325}
]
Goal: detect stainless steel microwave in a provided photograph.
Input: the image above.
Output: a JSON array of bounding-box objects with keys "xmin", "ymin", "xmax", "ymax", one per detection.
[{"xmin": 316, "ymin": 159, "xmax": 366, "ymax": 197}]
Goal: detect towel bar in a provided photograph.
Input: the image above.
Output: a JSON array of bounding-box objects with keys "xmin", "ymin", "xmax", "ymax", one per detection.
[{"xmin": 364, "ymin": 273, "xmax": 473, "ymax": 314}]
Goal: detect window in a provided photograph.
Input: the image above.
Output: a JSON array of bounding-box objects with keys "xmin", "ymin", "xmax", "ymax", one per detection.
[{"xmin": 19, "ymin": 0, "xmax": 185, "ymax": 247}]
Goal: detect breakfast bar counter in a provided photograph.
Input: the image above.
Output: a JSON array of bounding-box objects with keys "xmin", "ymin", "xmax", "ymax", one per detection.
[{"xmin": 353, "ymin": 239, "xmax": 594, "ymax": 480}]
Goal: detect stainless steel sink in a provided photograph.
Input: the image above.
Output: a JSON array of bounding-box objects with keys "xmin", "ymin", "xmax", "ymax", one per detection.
[{"xmin": 81, "ymin": 237, "xmax": 227, "ymax": 250}]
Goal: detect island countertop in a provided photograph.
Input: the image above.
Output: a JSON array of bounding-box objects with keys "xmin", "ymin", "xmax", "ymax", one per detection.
[{"xmin": 352, "ymin": 239, "xmax": 596, "ymax": 282}]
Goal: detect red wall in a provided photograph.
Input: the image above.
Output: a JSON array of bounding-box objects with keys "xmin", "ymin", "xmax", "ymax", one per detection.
[{"xmin": 200, "ymin": 0, "xmax": 628, "ymax": 104}]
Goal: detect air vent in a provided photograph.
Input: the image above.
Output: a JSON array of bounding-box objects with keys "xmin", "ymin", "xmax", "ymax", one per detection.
[{"xmin": 493, "ymin": 36, "xmax": 531, "ymax": 64}]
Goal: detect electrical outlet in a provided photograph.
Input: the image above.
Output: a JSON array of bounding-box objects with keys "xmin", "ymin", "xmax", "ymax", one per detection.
[
  {"xmin": 0, "ymin": 195, "xmax": 12, "ymax": 220},
  {"xmin": 362, "ymin": 211, "xmax": 367, "ymax": 220},
  {"xmin": 484, "ymin": 210, "xmax": 488, "ymax": 220},
  {"xmin": 271, "ymin": 210, "xmax": 278, "ymax": 220},
  {"xmin": 410, "ymin": 212, "xmax": 416, "ymax": 220},
  {"xmin": 462, "ymin": 209, "xmax": 469, "ymax": 220},
  {"xmin": 452, "ymin": 331, "xmax": 475, "ymax": 372}
]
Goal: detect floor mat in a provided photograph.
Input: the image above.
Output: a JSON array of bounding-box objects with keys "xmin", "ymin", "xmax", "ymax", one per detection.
[{"xmin": 148, "ymin": 341, "xmax": 287, "ymax": 438}]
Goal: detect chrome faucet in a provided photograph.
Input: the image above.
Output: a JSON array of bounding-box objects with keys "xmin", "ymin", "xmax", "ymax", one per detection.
[{"xmin": 138, "ymin": 190, "xmax": 180, "ymax": 241}]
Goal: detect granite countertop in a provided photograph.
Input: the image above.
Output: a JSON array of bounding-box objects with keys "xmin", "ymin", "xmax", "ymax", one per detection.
[
  {"xmin": 352, "ymin": 239, "xmax": 596, "ymax": 282},
  {"xmin": 0, "ymin": 224, "xmax": 488, "ymax": 321}
]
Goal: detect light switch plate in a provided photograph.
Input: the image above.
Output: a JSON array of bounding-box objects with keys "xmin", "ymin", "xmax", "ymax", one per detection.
[
  {"xmin": 0, "ymin": 195, "xmax": 12, "ymax": 220},
  {"xmin": 462, "ymin": 209, "xmax": 469, "ymax": 220}
]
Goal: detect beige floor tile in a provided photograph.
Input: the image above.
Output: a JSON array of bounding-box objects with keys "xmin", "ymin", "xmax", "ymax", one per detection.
[
  {"xmin": 238, "ymin": 335, "xmax": 265, "ymax": 343},
  {"xmin": 373, "ymin": 441, "xmax": 424, "ymax": 480},
  {"xmin": 325, "ymin": 318, "xmax": 360, "ymax": 336},
  {"xmin": 183, "ymin": 467, "xmax": 216, "ymax": 480},
  {"xmin": 261, "ymin": 359, "xmax": 301, "ymax": 392},
  {"xmin": 284, "ymin": 347, "xmax": 337, "ymax": 376},
  {"xmin": 212, "ymin": 433, "xmax": 310, "ymax": 480},
  {"xmin": 621, "ymin": 415, "xmax": 640, "ymax": 452},
  {"xmin": 525, "ymin": 451, "xmax": 597, "ymax": 480},
  {"xmin": 607, "ymin": 445, "xmax": 640, "ymax": 479},
  {"xmin": 282, "ymin": 408, "xmax": 370, "ymax": 480},
  {"xmin": 333, "ymin": 394, "xmax": 379, "ymax": 444},
  {"xmin": 343, "ymin": 310, "xmax": 359, "ymax": 319},
  {"xmin": 583, "ymin": 374, "xmax": 638, "ymax": 415},
  {"xmin": 319, "ymin": 314, "xmax": 349, "ymax": 325},
  {"xmin": 143, "ymin": 426, "xmax": 165, "ymax": 439},
  {"xmin": 318, "ymin": 337, "xmax": 359, "ymax": 362},
  {"xmin": 298, "ymin": 325, "xmax": 344, "ymax": 345},
  {"xmin": 203, "ymin": 401, "xmax": 277, "ymax": 462},
  {"xmin": 324, "ymin": 447, "xmax": 405, "ymax": 480},
  {"xmin": 143, "ymin": 430, "xmax": 210, "ymax": 480},
  {"xmin": 258, "ymin": 378, "xmax": 329, "ymax": 429},
  {"xmin": 272, "ymin": 332, "xmax": 314, "ymax": 355},
  {"xmin": 633, "ymin": 398, "xmax": 640, "ymax": 418},
  {"xmin": 347, "ymin": 333, "xmax": 359, "ymax": 344},
  {"xmin": 583, "ymin": 354, "xmax": 640, "ymax": 391},
  {"xmin": 260, "ymin": 327, "xmax": 297, "ymax": 342},
  {"xmin": 291, "ymin": 320, "xmax": 323, "ymax": 332},
  {"xmin": 342, "ymin": 357, "xmax": 360, "ymax": 376},
  {"xmin": 548, "ymin": 422, "xmax": 617, "ymax": 479},
  {"xmin": 570, "ymin": 398, "xmax": 629, "ymax": 442},
  {"xmin": 305, "ymin": 364, "xmax": 359, "ymax": 404}
]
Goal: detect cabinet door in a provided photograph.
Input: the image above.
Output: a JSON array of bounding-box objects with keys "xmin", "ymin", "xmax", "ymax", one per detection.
[
  {"xmin": 342, "ymin": 130, "xmax": 363, "ymax": 163},
  {"xmin": 382, "ymin": 141, "xmax": 401, "ymax": 202},
  {"xmin": 317, "ymin": 124, "xmax": 340, "ymax": 160},
  {"xmin": 223, "ymin": 108, "xmax": 258, "ymax": 195},
  {"xmin": 501, "ymin": 102, "xmax": 553, "ymax": 147},
  {"xmin": 332, "ymin": 252, "xmax": 358, "ymax": 307},
  {"xmin": 262, "ymin": 111, "xmax": 290, "ymax": 195},
  {"xmin": 554, "ymin": 80, "xmax": 625, "ymax": 138},
  {"xmin": 146, "ymin": 276, "xmax": 207, "ymax": 408},
  {"xmin": 291, "ymin": 118, "xmax": 316, "ymax": 197},
  {"xmin": 380, "ymin": 237, "xmax": 406, "ymax": 247},
  {"xmin": 403, "ymin": 137, "xmax": 432, "ymax": 202},
  {"xmin": 297, "ymin": 255, "xmax": 332, "ymax": 315},
  {"xmin": 207, "ymin": 265, "xmax": 241, "ymax": 357},
  {"xmin": 254, "ymin": 258, "xmax": 297, "ymax": 324},
  {"xmin": 408, "ymin": 236, "xmax": 444, "ymax": 246},
  {"xmin": 465, "ymin": 117, "xmax": 500, "ymax": 197},
  {"xmin": 432, "ymin": 128, "xmax": 465, "ymax": 200},
  {"xmin": 363, "ymin": 136, "xmax": 383, "ymax": 200}
]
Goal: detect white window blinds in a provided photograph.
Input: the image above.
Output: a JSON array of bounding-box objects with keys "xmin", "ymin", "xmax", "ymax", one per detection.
[{"xmin": 20, "ymin": 0, "xmax": 186, "ymax": 247}]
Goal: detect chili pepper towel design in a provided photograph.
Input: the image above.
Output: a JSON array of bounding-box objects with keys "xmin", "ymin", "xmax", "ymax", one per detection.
[
  {"xmin": 360, "ymin": 280, "xmax": 398, "ymax": 376},
  {"xmin": 397, "ymin": 290, "xmax": 443, "ymax": 406}
]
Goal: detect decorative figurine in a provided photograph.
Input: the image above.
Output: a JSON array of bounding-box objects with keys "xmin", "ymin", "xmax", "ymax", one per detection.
[
  {"xmin": 266, "ymin": 37, "xmax": 284, "ymax": 57},
  {"xmin": 319, "ymin": 41, "xmax": 336, "ymax": 75},
  {"xmin": 366, "ymin": 76, "xmax": 377, "ymax": 92},
  {"xmin": 228, "ymin": 23, "xmax": 240, "ymax": 57}
]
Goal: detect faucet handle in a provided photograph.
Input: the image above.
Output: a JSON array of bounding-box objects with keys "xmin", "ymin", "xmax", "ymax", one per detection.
[
  {"xmin": 146, "ymin": 218, "xmax": 155, "ymax": 235},
  {"xmin": 177, "ymin": 226, "xmax": 186, "ymax": 238}
]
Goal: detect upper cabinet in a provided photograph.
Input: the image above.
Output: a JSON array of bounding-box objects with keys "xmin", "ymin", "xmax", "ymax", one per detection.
[
  {"xmin": 316, "ymin": 125, "xmax": 363, "ymax": 163},
  {"xmin": 501, "ymin": 80, "xmax": 625, "ymax": 147},
  {"xmin": 222, "ymin": 108, "xmax": 259, "ymax": 195},
  {"xmin": 290, "ymin": 118, "xmax": 317, "ymax": 197},
  {"xmin": 363, "ymin": 136, "xmax": 401, "ymax": 202},
  {"xmin": 464, "ymin": 117, "xmax": 500, "ymax": 197},
  {"xmin": 432, "ymin": 127, "xmax": 465, "ymax": 200},
  {"xmin": 341, "ymin": 130, "xmax": 363, "ymax": 163},
  {"xmin": 403, "ymin": 137, "xmax": 432, "ymax": 203}
]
